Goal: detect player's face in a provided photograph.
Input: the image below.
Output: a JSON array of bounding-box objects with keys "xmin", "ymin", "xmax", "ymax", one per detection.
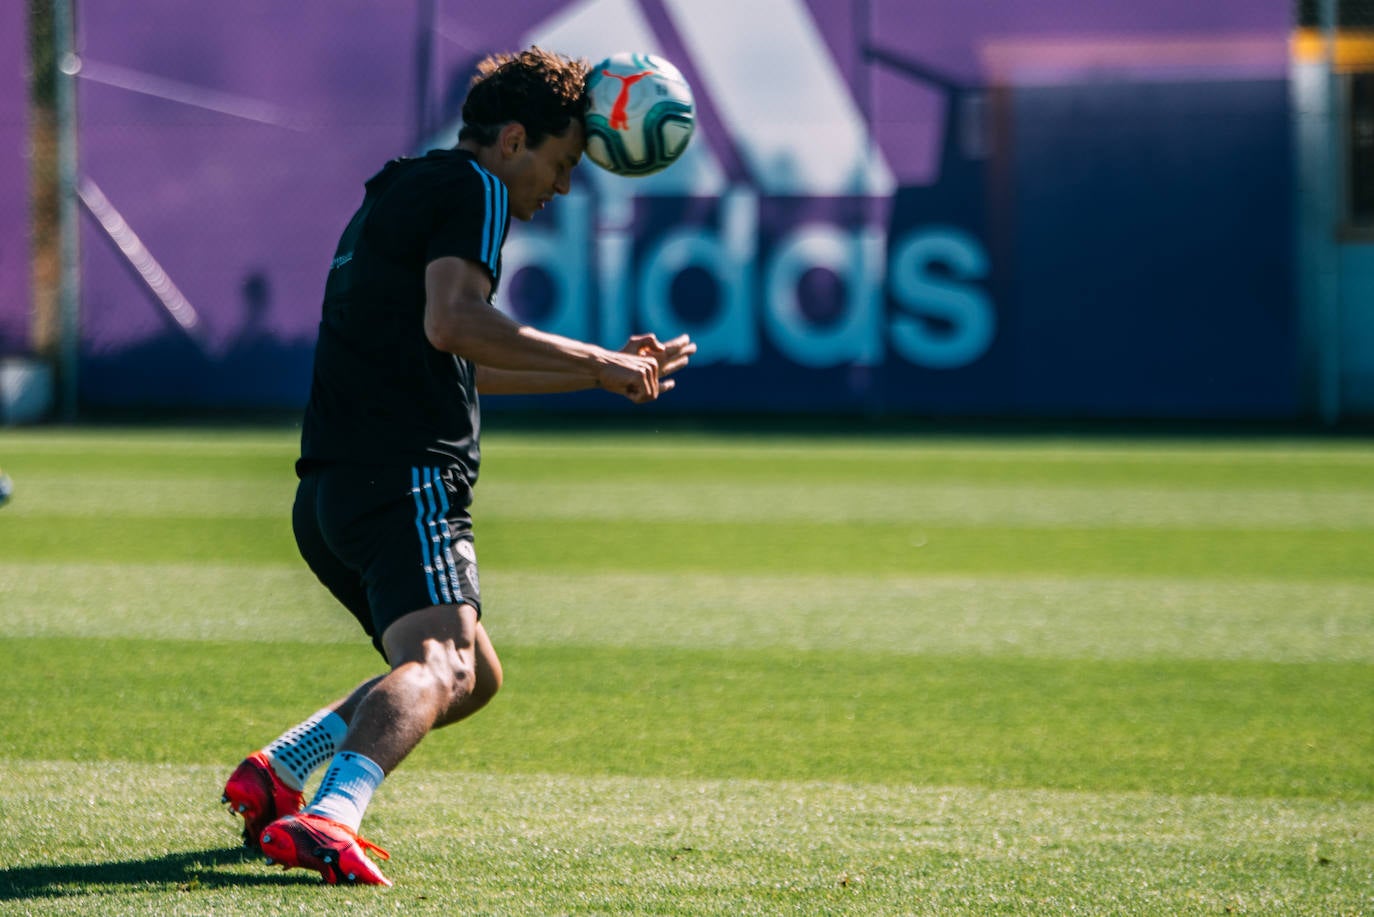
[{"xmin": 507, "ymin": 120, "xmax": 585, "ymax": 221}]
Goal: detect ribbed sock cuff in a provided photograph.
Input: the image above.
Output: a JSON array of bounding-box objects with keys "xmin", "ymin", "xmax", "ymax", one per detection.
[
  {"xmin": 305, "ymin": 751, "xmax": 385, "ymax": 832},
  {"xmin": 263, "ymin": 708, "xmax": 349, "ymax": 791}
]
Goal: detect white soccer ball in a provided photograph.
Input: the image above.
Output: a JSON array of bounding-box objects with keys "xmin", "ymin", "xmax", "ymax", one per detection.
[
  {"xmin": 0, "ymin": 470, "xmax": 11, "ymax": 508},
  {"xmin": 584, "ymin": 52, "xmax": 695, "ymax": 177}
]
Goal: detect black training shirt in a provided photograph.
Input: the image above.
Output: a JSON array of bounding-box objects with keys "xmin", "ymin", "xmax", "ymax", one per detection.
[{"xmin": 297, "ymin": 148, "xmax": 509, "ymax": 489}]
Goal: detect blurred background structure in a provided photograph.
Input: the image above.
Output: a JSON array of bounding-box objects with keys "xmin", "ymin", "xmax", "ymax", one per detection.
[{"xmin": 2, "ymin": 0, "xmax": 1372, "ymax": 423}]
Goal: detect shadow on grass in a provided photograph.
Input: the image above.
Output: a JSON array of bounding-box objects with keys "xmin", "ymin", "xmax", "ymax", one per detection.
[{"xmin": 0, "ymin": 845, "xmax": 317, "ymax": 899}]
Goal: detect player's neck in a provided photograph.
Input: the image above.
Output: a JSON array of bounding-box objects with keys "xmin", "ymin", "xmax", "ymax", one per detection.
[{"xmin": 457, "ymin": 139, "xmax": 494, "ymax": 170}]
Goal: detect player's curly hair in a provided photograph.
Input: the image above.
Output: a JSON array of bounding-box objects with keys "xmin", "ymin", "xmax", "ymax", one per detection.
[{"xmin": 459, "ymin": 47, "xmax": 590, "ymax": 148}]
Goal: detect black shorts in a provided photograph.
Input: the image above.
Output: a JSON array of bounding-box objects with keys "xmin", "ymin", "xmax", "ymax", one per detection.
[{"xmin": 292, "ymin": 463, "xmax": 481, "ymax": 659}]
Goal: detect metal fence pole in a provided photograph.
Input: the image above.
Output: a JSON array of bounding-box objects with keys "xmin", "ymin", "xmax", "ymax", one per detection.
[
  {"xmin": 1319, "ymin": 0, "xmax": 1343, "ymax": 424},
  {"xmin": 53, "ymin": 0, "xmax": 80, "ymax": 421}
]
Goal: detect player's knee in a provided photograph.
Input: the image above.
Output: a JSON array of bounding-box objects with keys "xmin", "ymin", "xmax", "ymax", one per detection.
[
  {"xmin": 471, "ymin": 661, "xmax": 501, "ymax": 707},
  {"xmin": 438, "ymin": 646, "xmax": 501, "ymax": 726},
  {"xmin": 435, "ymin": 652, "xmax": 476, "ymax": 703},
  {"xmin": 408, "ymin": 636, "xmax": 473, "ymax": 703}
]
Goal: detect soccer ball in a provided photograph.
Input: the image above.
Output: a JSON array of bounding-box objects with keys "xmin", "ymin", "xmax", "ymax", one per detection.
[
  {"xmin": 0, "ymin": 469, "xmax": 11, "ymax": 508},
  {"xmin": 584, "ymin": 53, "xmax": 694, "ymax": 177}
]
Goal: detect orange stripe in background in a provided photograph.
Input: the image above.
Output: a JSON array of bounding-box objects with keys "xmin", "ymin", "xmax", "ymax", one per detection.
[{"xmin": 1292, "ymin": 29, "xmax": 1374, "ymax": 71}]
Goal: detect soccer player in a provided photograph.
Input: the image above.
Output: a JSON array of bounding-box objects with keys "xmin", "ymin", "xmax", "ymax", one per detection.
[{"xmin": 221, "ymin": 47, "xmax": 695, "ymax": 887}]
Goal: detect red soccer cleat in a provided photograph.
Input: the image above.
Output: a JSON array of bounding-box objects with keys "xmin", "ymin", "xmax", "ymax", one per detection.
[
  {"xmin": 259, "ymin": 812, "xmax": 392, "ymax": 886},
  {"xmin": 221, "ymin": 752, "xmax": 305, "ymax": 851}
]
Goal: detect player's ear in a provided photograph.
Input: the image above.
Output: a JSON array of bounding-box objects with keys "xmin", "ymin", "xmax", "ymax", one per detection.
[{"xmin": 498, "ymin": 122, "xmax": 526, "ymax": 158}]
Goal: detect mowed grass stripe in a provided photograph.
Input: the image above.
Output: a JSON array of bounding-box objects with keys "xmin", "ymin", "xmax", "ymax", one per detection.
[
  {"xmin": 3, "ymin": 761, "xmax": 1371, "ymax": 916},
  {"xmin": 478, "ymin": 480, "xmax": 1374, "ymax": 529},
  {"xmin": 1, "ymin": 474, "xmax": 296, "ymax": 519},
  {"xmin": 4, "ymin": 637, "xmax": 1370, "ymax": 800},
  {"xmin": 5, "ymin": 563, "xmax": 1374, "ymax": 664},
  {"xmin": 7, "ymin": 428, "xmax": 1374, "ymax": 489},
  {"xmin": 487, "ymin": 447, "xmax": 1374, "ymax": 490},
  {"xmin": 8, "ymin": 513, "xmax": 1369, "ymax": 580},
  {"xmin": 483, "ymin": 572, "xmax": 1374, "ymax": 663},
  {"xmin": 8, "ymin": 471, "xmax": 1373, "ymax": 530}
]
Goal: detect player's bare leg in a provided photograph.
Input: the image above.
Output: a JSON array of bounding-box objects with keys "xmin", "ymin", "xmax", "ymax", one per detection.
[
  {"xmin": 329, "ymin": 675, "xmax": 388, "ymax": 722},
  {"xmin": 338, "ymin": 602, "xmax": 488, "ymax": 771},
  {"xmin": 258, "ymin": 604, "xmax": 502, "ymax": 884},
  {"xmin": 223, "ymin": 673, "xmax": 385, "ymax": 848}
]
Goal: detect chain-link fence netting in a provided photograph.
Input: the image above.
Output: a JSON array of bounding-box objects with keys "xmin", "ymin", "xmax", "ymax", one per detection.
[
  {"xmin": 0, "ymin": 3, "xmax": 29, "ymax": 358},
  {"xmin": 1295, "ymin": 0, "xmax": 1374, "ymax": 226},
  {"xmin": 1297, "ymin": 0, "xmax": 1374, "ymax": 27},
  {"xmin": 1354, "ymin": 73, "xmax": 1374, "ymax": 223}
]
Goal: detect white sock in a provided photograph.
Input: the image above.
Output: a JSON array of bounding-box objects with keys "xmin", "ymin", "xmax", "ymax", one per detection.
[
  {"xmin": 262, "ymin": 708, "xmax": 349, "ymax": 792},
  {"xmin": 305, "ymin": 751, "xmax": 385, "ymax": 832}
]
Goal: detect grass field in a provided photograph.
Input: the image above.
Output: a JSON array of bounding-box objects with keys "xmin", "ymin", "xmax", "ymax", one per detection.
[{"xmin": 0, "ymin": 422, "xmax": 1372, "ymax": 915}]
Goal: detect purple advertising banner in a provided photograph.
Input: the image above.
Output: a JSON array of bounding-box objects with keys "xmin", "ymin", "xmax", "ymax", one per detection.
[
  {"xmin": 76, "ymin": 0, "xmax": 423, "ymax": 402},
  {"xmin": 0, "ymin": 0, "xmax": 29, "ymax": 355},
  {"xmin": 77, "ymin": 0, "xmax": 1297, "ymax": 417}
]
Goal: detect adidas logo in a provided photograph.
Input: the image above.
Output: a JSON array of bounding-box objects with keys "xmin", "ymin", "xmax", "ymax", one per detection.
[{"xmin": 429, "ymin": 0, "xmax": 996, "ymax": 371}]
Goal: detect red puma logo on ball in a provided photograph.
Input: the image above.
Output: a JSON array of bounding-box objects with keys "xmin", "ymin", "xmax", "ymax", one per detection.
[{"xmin": 601, "ymin": 69, "xmax": 654, "ymax": 130}]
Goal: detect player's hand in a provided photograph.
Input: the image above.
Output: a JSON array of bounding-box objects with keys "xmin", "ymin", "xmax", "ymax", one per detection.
[
  {"xmin": 596, "ymin": 350, "xmax": 661, "ymax": 404},
  {"xmin": 620, "ymin": 333, "xmax": 696, "ymax": 394}
]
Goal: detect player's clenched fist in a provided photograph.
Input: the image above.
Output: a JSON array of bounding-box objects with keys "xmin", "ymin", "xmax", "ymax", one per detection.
[
  {"xmin": 597, "ymin": 350, "xmax": 661, "ymax": 403},
  {"xmin": 621, "ymin": 333, "xmax": 696, "ymax": 395}
]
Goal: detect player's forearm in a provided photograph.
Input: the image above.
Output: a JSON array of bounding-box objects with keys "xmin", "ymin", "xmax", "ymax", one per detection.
[
  {"xmin": 475, "ymin": 367, "xmax": 598, "ymax": 395},
  {"xmin": 426, "ymin": 298, "xmax": 609, "ymax": 377}
]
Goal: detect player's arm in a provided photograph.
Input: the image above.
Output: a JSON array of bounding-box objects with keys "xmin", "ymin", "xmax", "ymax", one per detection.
[
  {"xmin": 474, "ymin": 368, "xmax": 598, "ymax": 395},
  {"xmin": 423, "ymin": 256, "xmax": 661, "ymax": 402},
  {"xmin": 477, "ymin": 334, "xmax": 697, "ymax": 396}
]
